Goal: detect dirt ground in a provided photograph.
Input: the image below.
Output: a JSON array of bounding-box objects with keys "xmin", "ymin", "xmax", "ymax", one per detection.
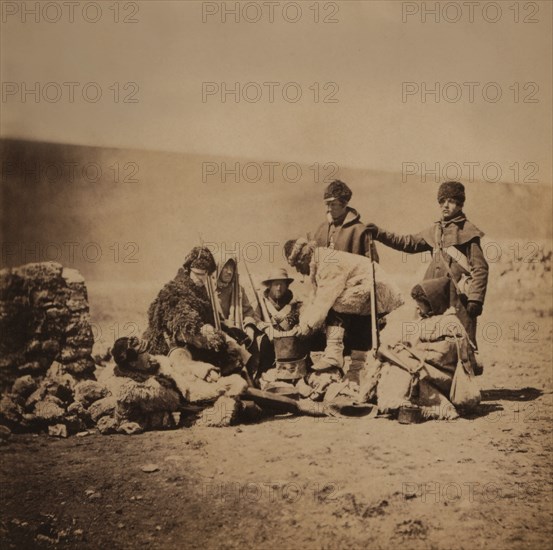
[{"xmin": 1, "ymin": 294, "xmax": 552, "ymax": 550}]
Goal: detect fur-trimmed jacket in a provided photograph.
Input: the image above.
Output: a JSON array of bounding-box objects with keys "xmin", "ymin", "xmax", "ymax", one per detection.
[{"xmin": 299, "ymin": 248, "xmax": 403, "ymax": 332}]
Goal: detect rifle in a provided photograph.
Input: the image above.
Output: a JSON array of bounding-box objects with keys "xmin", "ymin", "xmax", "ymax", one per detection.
[
  {"xmin": 367, "ymin": 235, "xmax": 380, "ymax": 356},
  {"xmin": 244, "ymin": 261, "xmax": 270, "ymax": 323},
  {"xmin": 198, "ymin": 233, "xmax": 221, "ymax": 331},
  {"xmin": 233, "ymin": 260, "xmax": 244, "ymax": 331}
]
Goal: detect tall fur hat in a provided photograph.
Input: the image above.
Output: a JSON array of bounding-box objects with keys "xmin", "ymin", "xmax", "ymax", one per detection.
[
  {"xmin": 323, "ymin": 180, "xmax": 352, "ymax": 203},
  {"xmin": 182, "ymin": 246, "xmax": 217, "ymax": 274},
  {"xmin": 437, "ymin": 181, "xmax": 465, "ymax": 206}
]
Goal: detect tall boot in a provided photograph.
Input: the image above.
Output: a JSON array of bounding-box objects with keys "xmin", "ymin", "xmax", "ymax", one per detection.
[
  {"xmin": 345, "ymin": 350, "xmax": 367, "ymax": 385},
  {"xmin": 312, "ymin": 326, "xmax": 345, "ymax": 371}
]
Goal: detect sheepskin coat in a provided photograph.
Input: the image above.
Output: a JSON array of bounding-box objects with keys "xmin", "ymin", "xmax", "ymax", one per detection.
[
  {"xmin": 144, "ymin": 268, "xmax": 242, "ymax": 374},
  {"xmin": 299, "ymin": 247, "xmax": 403, "ymax": 331}
]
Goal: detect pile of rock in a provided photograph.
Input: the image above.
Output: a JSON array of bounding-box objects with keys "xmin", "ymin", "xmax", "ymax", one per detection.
[{"xmin": 0, "ymin": 262, "xmax": 98, "ymax": 435}]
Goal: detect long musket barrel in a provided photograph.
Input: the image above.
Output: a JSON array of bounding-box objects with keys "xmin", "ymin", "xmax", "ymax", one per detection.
[
  {"xmin": 198, "ymin": 234, "xmax": 221, "ymax": 331},
  {"xmin": 244, "ymin": 262, "xmax": 270, "ymax": 323},
  {"xmin": 207, "ymin": 273, "xmax": 222, "ymax": 331},
  {"xmin": 367, "ymin": 235, "xmax": 380, "ymax": 354},
  {"xmin": 235, "ymin": 270, "xmax": 244, "ymax": 331}
]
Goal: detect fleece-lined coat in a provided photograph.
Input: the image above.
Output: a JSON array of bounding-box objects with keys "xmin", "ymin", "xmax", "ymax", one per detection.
[
  {"xmin": 299, "ymin": 248, "xmax": 403, "ymax": 332},
  {"xmin": 374, "ymin": 213, "xmax": 488, "ymax": 343},
  {"xmin": 144, "ymin": 267, "xmax": 219, "ymax": 355},
  {"xmin": 144, "ymin": 268, "xmax": 242, "ymax": 375}
]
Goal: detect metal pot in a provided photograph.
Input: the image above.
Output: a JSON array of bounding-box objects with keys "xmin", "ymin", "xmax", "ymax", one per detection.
[
  {"xmin": 398, "ymin": 405, "xmax": 423, "ymax": 424},
  {"xmin": 273, "ymin": 333, "xmax": 307, "ymax": 361}
]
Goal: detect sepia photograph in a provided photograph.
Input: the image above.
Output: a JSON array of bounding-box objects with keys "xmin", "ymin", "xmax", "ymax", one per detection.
[{"xmin": 0, "ymin": 1, "xmax": 552, "ymax": 548}]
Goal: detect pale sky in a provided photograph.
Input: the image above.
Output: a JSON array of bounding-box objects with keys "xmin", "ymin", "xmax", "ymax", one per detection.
[{"xmin": 1, "ymin": 0, "xmax": 552, "ymax": 182}]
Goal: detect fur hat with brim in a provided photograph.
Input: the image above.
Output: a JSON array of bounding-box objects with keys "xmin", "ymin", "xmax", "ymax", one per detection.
[
  {"xmin": 262, "ymin": 268, "xmax": 294, "ymax": 286},
  {"xmin": 323, "ymin": 180, "xmax": 352, "ymax": 203},
  {"xmin": 183, "ymin": 246, "xmax": 217, "ymax": 274},
  {"xmin": 437, "ymin": 181, "xmax": 465, "ymax": 206}
]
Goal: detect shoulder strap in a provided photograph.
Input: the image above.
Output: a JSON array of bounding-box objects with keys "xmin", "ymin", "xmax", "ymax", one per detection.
[{"xmin": 433, "ymin": 225, "xmax": 467, "ymax": 296}]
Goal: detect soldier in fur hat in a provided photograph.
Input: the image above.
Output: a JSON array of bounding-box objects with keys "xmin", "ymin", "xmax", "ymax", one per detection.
[
  {"xmin": 366, "ymin": 181, "xmax": 488, "ymax": 358},
  {"xmin": 312, "ymin": 180, "xmax": 382, "ymax": 371},
  {"xmin": 313, "ymin": 180, "xmax": 379, "ymax": 260}
]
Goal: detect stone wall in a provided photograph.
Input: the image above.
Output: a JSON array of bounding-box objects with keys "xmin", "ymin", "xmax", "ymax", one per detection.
[{"xmin": 0, "ymin": 262, "xmax": 94, "ymax": 389}]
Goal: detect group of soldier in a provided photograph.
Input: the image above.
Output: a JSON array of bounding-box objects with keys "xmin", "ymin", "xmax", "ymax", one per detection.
[{"xmin": 108, "ymin": 179, "xmax": 489, "ymax": 428}]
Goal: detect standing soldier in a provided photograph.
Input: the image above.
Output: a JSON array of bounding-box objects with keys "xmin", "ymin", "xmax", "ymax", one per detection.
[
  {"xmin": 366, "ymin": 181, "xmax": 488, "ymax": 366},
  {"xmin": 313, "ymin": 179, "xmax": 379, "ymax": 260},
  {"xmin": 312, "ymin": 180, "xmax": 381, "ymax": 380}
]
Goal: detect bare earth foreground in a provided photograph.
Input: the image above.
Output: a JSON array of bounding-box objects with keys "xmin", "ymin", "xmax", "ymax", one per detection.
[{"xmin": 1, "ymin": 295, "xmax": 552, "ymax": 549}]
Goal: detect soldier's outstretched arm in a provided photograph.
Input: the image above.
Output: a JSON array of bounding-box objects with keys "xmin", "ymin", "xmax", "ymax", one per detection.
[{"xmin": 366, "ymin": 223, "xmax": 431, "ymax": 254}]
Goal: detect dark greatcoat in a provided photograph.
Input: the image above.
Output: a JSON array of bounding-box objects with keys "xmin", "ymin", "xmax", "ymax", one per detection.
[
  {"xmin": 313, "ymin": 207, "xmax": 379, "ymax": 261},
  {"xmin": 374, "ymin": 213, "xmax": 488, "ymax": 345}
]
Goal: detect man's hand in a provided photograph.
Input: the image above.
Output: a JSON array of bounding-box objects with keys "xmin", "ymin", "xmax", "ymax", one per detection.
[
  {"xmin": 257, "ymin": 321, "xmax": 271, "ymax": 332},
  {"xmin": 467, "ymin": 301, "xmax": 483, "ymax": 317},
  {"xmin": 206, "ymin": 368, "xmax": 221, "ymax": 383},
  {"xmin": 200, "ymin": 324, "xmax": 216, "ymax": 336},
  {"xmin": 297, "ymin": 322, "xmax": 311, "ymax": 337},
  {"xmin": 366, "ymin": 223, "xmax": 379, "ymax": 237}
]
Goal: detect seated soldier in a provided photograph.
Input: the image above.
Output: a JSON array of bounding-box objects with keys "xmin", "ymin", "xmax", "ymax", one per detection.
[
  {"xmin": 215, "ymin": 256, "xmax": 275, "ymax": 384},
  {"xmin": 105, "ymin": 336, "xmax": 248, "ymax": 430},
  {"xmin": 361, "ymin": 278, "xmax": 481, "ymax": 420},
  {"xmin": 255, "ymin": 268, "xmax": 306, "ymax": 393},
  {"xmin": 257, "ymin": 268, "xmax": 301, "ymax": 336},
  {"xmin": 101, "ymin": 336, "xmax": 182, "ymax": 433},
  {"xmin": 144, "ymin": 246, "xmax": 244, "ymax": 377},
  {"xmin": 216, "ymin": 256, "xmax": 260, "ymax": 342}
]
